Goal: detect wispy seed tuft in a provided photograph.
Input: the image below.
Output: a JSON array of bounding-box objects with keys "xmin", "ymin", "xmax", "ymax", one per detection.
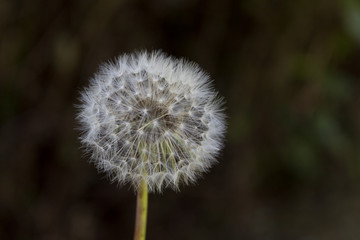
[{"xmin": 77, "ymin": 50, "xmax": 226, "ymax": 192}]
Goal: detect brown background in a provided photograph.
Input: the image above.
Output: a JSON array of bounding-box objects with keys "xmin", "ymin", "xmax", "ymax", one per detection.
[{"xmin": 1, "ymin": 0, "xmax": 360, "ymax": 239}]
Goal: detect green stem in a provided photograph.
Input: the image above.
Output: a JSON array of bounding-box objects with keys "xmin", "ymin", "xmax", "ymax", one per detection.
[{"xmin": 133, "ymin": 180, "xmax": 148, "ymax": 240}]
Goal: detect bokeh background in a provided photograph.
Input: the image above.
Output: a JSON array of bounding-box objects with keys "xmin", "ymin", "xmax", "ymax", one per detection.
[{"xmin": 1, "ymin": 0, "xmax": 360, "ymax": 239}]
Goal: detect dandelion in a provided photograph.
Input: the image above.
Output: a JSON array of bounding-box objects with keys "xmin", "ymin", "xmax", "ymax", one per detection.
[{"xmin": 77, "ymin": 50, "xmax": 226, "ymax": 240}]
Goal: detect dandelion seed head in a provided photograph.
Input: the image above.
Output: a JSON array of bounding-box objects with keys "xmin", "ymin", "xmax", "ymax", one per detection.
[{"xmin": 77, "ymin": 50, "xmax": 226, "ymax": 192}]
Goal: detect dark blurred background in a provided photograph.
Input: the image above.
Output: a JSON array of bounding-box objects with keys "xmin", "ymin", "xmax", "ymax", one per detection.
[{"xmin": 1, "ymin": 0, "xmax": 360, "ymax": 239}]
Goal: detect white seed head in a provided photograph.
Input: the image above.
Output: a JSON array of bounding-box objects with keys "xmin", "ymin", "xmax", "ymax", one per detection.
[{"xmin": 77, "ymin": 50, "xmax": 226, "ymax": 192}]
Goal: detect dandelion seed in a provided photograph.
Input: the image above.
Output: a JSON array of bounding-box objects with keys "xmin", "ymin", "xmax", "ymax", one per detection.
[{"xmin": 77, "ymin": 50, "xmax": 226, "ymax": 192}]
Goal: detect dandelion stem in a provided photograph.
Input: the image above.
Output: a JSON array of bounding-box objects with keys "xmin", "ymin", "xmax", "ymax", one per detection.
[{"xmin": 133, "ymin": 180, "xmax": 148, "ymax": 240}]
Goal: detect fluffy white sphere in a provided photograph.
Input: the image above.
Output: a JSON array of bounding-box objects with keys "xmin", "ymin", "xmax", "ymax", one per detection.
[{"xmin": 77, "ymin": 50, "xmax": 226, "ymax": 192}]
